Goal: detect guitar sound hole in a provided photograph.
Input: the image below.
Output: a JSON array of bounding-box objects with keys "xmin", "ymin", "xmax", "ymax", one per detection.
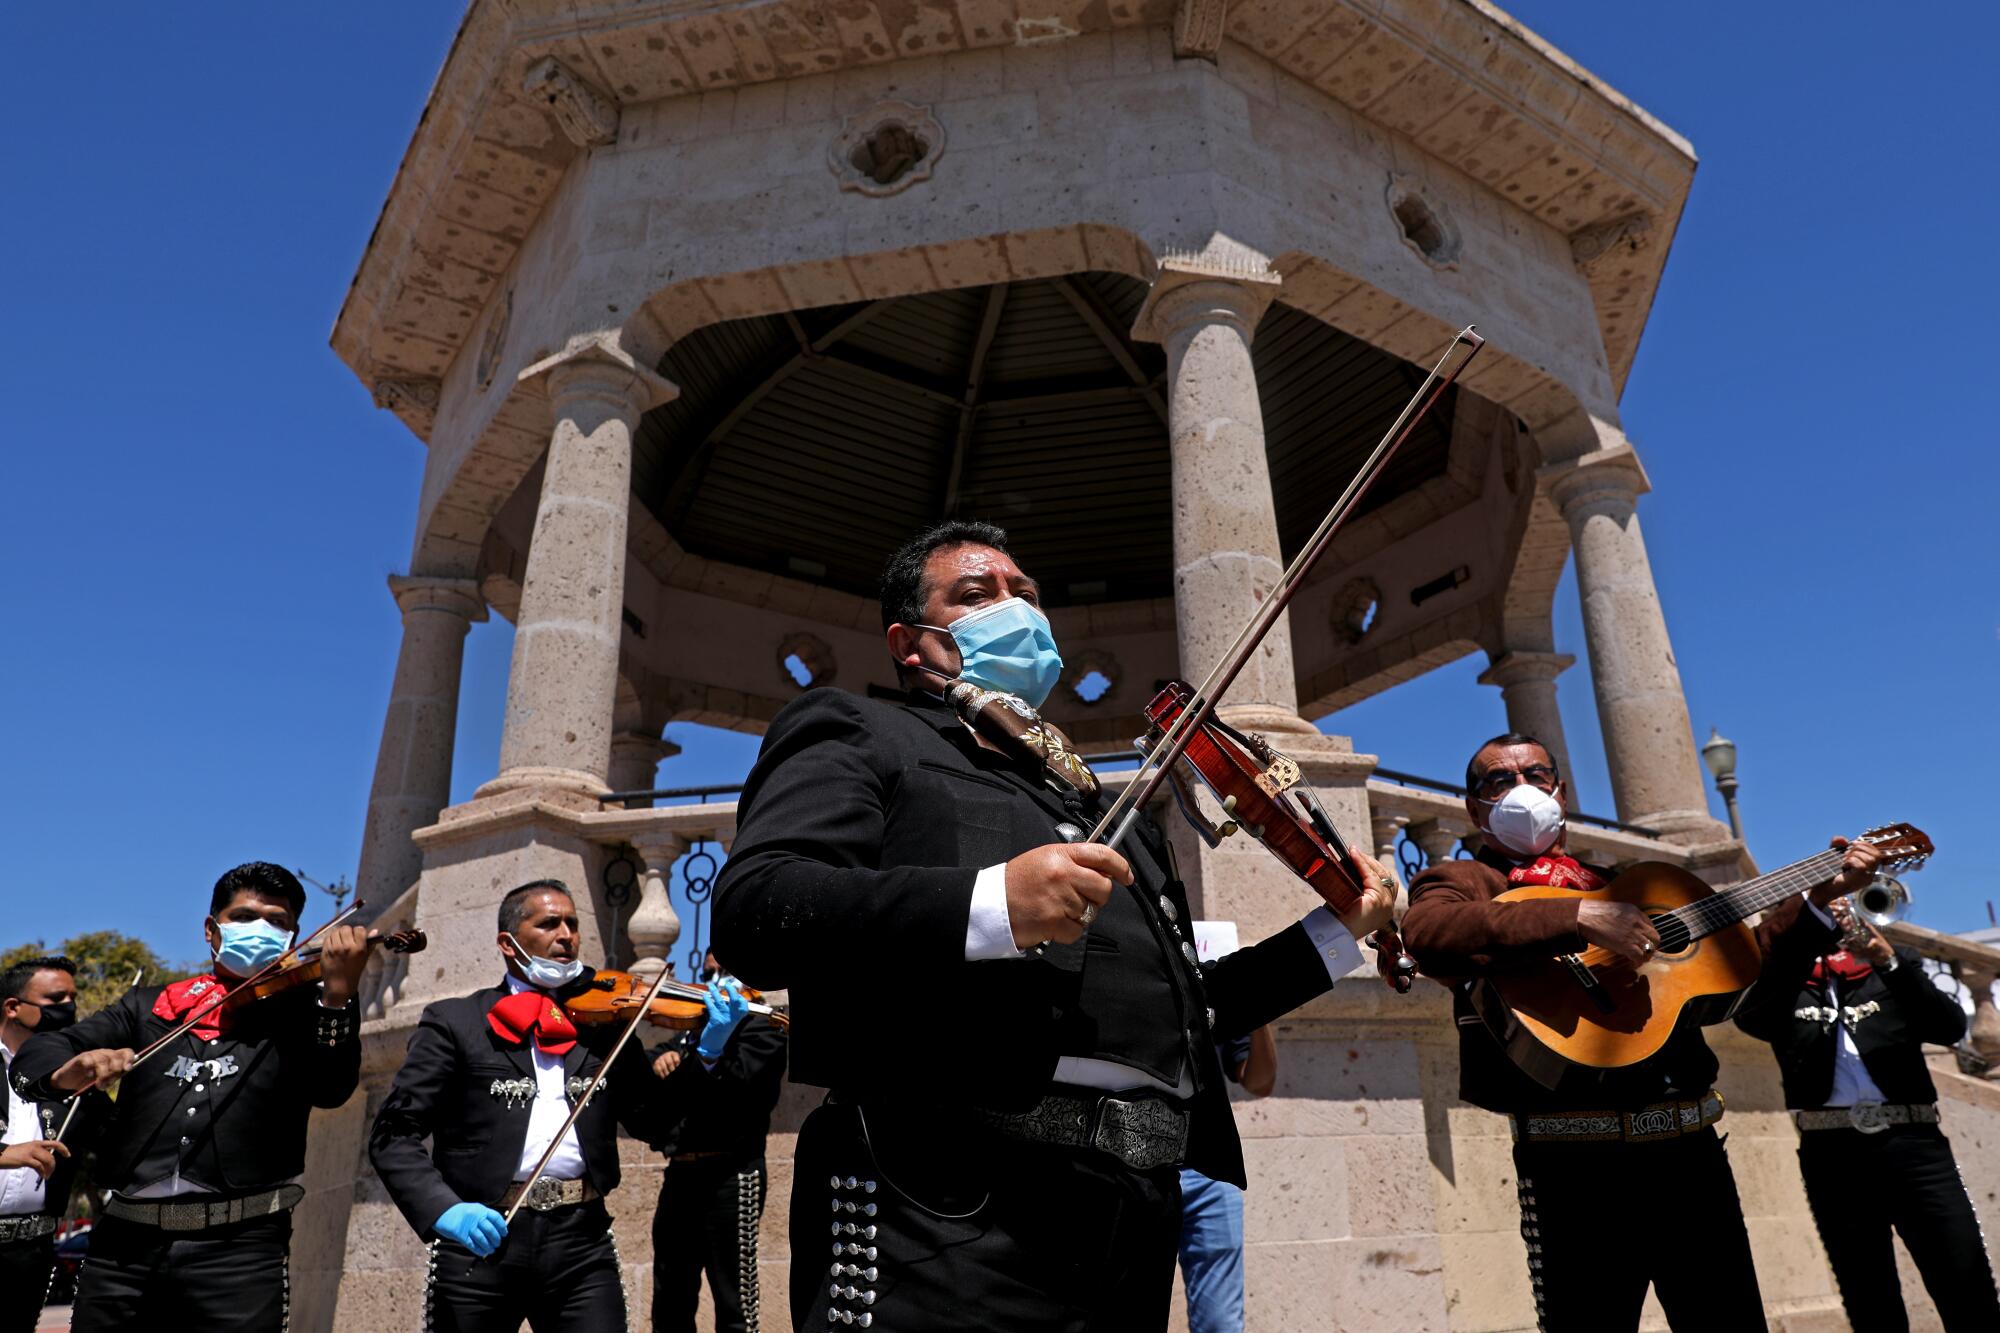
[{"xmin": 1651, "ymin": 917, "xmax": 1694, "ymax": 956}]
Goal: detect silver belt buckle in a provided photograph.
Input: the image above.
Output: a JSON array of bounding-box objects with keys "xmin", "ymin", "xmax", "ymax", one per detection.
[
  {"xmin": 522, "ymin": 1177, "xmax": 566, "ymax": 1212},
  {"xmin": 160, "ymin": 1200, "xmax": 209, "ymax": 1232},
  {"xmin": 1848, "ymin": 1100, "xmax": 1889, "ymax": 1135},
  {"xmin": 1091, "ymin": 1097, "xmax": 1187, "ymax": 1171}
]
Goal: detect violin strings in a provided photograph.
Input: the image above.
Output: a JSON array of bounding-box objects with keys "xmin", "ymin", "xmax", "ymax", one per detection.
[{"xmin": 1087, "ymin": 329, "xmax": 1482, "ymax": 850}]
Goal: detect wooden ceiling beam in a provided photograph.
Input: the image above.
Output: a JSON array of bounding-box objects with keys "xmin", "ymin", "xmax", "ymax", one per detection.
[{"xmin": 1051, "ymin": 276, "xmax": 1167, "ymax": 424}]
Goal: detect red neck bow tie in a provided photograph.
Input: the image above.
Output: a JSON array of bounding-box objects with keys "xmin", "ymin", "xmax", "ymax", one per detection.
[
  {"xmin": 1811, "ymin": 950, "xmax": 1875, "ymax": 985},
  {"xmin": 487, "ymin": 989, "xmax": 578, "ymax": 1056},
  {"xmin": 152, "ymin": 974, "xmax": 235, "ymax": 1041},
  {"xmin": 1506, "ymin": 854, "xmax": 1608, "ymax": 892}
]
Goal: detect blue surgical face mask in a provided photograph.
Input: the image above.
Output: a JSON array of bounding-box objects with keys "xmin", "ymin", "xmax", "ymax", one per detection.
[
  {"xmin": 505, "ymin": 933, "xmax": 586, "ymax": 991},
  {"xmin": 213, "ymin": 919, "xmax": 294, "ymax": 978},
  {"xmin": 919, "ymin": 597, "xmax": 1064, "ymax": 708}
]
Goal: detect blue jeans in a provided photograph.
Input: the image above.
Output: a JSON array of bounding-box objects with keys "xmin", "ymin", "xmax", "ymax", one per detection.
[{"xmin": 1177, "ymin": 1168, "xmax": 1245, "ymax": 1333}]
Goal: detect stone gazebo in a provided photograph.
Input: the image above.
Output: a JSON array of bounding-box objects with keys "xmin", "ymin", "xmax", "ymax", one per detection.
[{"xmin": 304, "ymin": 1, "xmax": 1865, "ymax": 1328}]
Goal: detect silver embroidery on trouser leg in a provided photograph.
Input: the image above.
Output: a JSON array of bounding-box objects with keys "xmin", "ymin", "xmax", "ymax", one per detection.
[
  {"xmin": 281, "ymin": 1252, "xmax": 292, "ymax": 1333},
  {"xmin": 1516, "ymin": 1170, "xmax": 1547, "ymax": 1333},
  {"xmin": 607, "ymin": 1222, "xmax": 633, "ymax": 1332},
  {"xmin": 423, "ymin": 1238, "xmax": 440, "ymax": 1333},
  {"xmin": 738, "ymin": 1168, "xmax": 764, "ymax": 1333}
]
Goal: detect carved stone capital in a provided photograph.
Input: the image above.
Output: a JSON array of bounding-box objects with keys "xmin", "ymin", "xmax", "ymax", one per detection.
[
  {"xmin": 1131, "ymin": 254, "xmax": 1282, "ymax": 344},
  {"xmin": 522, "ymin": 57, "xmax": 619, "ymax": 148},
  {"xmin": 1541, "ymin": 440, "xmax": 1651, "ymax": 523},
  {"xmin": 388, "ymin": 574, "xmax": 488, "ymax": 626},
  {"xmin": 518, "ymin": 335, "xmax": 679, "ymax": 420},
  {"xmin": 1477, "ymin": 651, "xmax": 1576, "ymax": 690},
  {"xmin": 1172, "ymin": 0, "xmax": 1229, "ymax": 60}
]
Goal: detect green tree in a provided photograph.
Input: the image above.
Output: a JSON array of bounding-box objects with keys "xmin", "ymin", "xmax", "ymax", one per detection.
[{"xmin": 1, "ymin": 931, "xmax": 194, "ymax": 1016}]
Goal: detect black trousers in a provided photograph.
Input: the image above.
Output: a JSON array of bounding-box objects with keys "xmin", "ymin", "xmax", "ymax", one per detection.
[
  {"xmin": 0, "ymin": 1234, "xmax": 57, "ymax": 1333},
  {"xmin": 652, "ymin": 1155, "xmax": 767, "ymax": 1333},
  {"xmin": 1799, "ymin": 1123, "xmax": 2000, "ymax": 1332},
  {"xmin": 1511, "ymin": 1128, "xmax": 1764, "ymax": 1333},
  {"xmin": 791, "ymin": 1100, "xmax": 1182, "ymax": 1332},
  {"xmin": 427, "ymin": 1198, "xmax": 628, "ymax": 1333},
  {"xmin": 71, "ymin": 1211, "xmax": 292, "ymax": 1333}
]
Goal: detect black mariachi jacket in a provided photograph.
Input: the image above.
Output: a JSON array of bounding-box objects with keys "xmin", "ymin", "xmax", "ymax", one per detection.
[
  {"xmin": 1736, "ymin": 944, "xmax": 1967, "ymax": 1108},
  {"xmin": 11, "ymin": 983, "xmax": 359, "ymax": 1197},
  {"xmin": 648, "ymin": 1014, "xmax": 787, "ymax": 1161},
  {"xmin": 0, "ymin": 1049, "xmax": 110, "ymax": 1221},
  {"xmin": 711, "ymin": 687, "xmax": 1342, "ymax": 1186},
  {"xmin": 368, "ymin": 976, "xmax": 674, "ymax": 1238}
]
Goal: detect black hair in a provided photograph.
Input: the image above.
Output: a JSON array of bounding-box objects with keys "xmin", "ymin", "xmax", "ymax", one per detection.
[
  {"xmin": 1, "ymin": 956, "xmax": 75, "ymax": 1003},
  {"xmin": 878, "ymin": 520, "xmax": 1012, "ymax": 630},
  {"xmin": 1464, "ymin": 732, "xmax": 1557, "ymax": 791},
  {"xmin": 209, "ymin": 862, "xmax": 307, "ymax": 919},
  {"xmin": 498, "ymin": 879, "xmax": 575, "ymax": 935}
]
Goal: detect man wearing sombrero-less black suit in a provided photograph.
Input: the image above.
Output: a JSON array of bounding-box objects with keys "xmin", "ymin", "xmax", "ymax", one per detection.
[{"xmin": 713, "ymin": 521, "xmax": 1397, "ymax": 1331}]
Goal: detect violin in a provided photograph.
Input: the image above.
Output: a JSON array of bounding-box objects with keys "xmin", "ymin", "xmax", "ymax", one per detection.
[
  {"xmin": 213, "ymin": 928, "xmax": 429, "ymax": 1014},
  {"xmin": 563, "ymin": 970, "xmax": 790, "ymax": 1032}
]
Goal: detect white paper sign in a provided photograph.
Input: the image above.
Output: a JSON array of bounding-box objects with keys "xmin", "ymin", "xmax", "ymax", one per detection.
[{"xmin": 1191, "ymin": 920, "xmax": 1240, "ymax": 963}]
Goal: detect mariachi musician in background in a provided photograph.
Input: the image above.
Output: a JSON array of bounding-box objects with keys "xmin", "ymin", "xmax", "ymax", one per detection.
[
  {"xmin": 369, "ymin": 878, "xmax": 678, "ymax": 1333},
  {"xmin": 1736, "ymin": 896, "xmax": 2000, "ymax": 1330},
  {"xmin": 10, "ymin": 862, "xmax": 371, "ymax": 1332},
  {"xmin": 712, "ymin": 521, "xmax": 1400, "ymax": 1330},
  {"xmin": 1401, "ymin": 734, "xmax": 1884, "ymax": 1333}
]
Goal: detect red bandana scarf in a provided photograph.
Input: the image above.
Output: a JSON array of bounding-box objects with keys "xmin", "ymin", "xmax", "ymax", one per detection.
[
  {"xmin": 487, "ymin": 990, "xmax": 578, "ymax": 1056},
  {"xmin": 152, "ymin": 974, "xmax": 236, "ymax": 1041},
  {"xmin": 1506, "ymin": 854, "xmax": 1608, "ymax": 892},
  {"xmin": 1810, "ymin": 950, "xmax": 1874, "ymax": 986}
]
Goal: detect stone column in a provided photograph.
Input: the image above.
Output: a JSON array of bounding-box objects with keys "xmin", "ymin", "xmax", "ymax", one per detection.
[
  {"xmin": 1477, "ymin": 650, "xmax": 1581, "ymax": 811},
  {"xmin": 1958, "ymin": 961, "xmax": 2000, "ymax": 1076},
  {"xmin": 1544, "ymin": 441, "xmax": 1718, "ymax": 839},
  {"xmin": 1135, "ymin": 259, "xmax": 1374, "ymax": 945},
  {"xmin": 608, "ymin": 732, "xmax": 681, "ymax": 804},
  {"xmin": 355, "ymin": 575, "xmax": 486, "ymax": 910},
  {"xmin": 480, "ymin": 341, "xmax": 676, "ymax": 797}
]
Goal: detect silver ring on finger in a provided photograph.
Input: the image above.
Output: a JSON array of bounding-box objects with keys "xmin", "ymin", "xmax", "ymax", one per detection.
[
  {"xmin": 1640, "ymin": 940, "xmax": 1654, "ymax": 955},
  {"xmin": 1079, "ymin": 903, "xmax": 1098, "ymax": 927}
]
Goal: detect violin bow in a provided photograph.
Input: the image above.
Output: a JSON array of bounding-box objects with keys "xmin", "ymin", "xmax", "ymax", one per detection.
[
  {"xmin": 1086, "ymin": 326, "xmax": 1486, "ymax": 853},
  {"xmin": 501, "ymin": 961, "xmax": 680, "ymax": 1227},
  {"xmin": 48, "ymin": 967, "xmax": 144, "ymax": 1145}
]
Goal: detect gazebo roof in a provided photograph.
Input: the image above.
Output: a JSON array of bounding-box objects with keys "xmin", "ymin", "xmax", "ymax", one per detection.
[{"xmin": 333, "ymin": 0, "xmax": 1696, "ymax": 415}]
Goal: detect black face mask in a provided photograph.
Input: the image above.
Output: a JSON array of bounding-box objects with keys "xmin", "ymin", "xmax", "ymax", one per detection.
[{"xmin": 30, "ymin": 1000, "xmax": 77, "ymax": 1033}]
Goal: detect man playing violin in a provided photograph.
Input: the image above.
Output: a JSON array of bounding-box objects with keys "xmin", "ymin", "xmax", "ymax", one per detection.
[
  {"xmin": 1401, "ymin": 734, "xmax": 1883, "ymax": 1333},
  {"xmin": 712, "ymin": 521, "xmax": 1398, "ymax": 1331},
  {"xmin": 369, "ymin": 879, "xmax": 678, "ymax": 1333},
  {"xmin": 9, "ymin": 861, "xmax": 370, "ymax": 1333}
]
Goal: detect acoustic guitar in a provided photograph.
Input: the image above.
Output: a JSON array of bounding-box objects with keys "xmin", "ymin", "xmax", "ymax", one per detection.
[{"xmin": 1467, "ymin": 824, "xmax": 1933, "ymax": 1089}]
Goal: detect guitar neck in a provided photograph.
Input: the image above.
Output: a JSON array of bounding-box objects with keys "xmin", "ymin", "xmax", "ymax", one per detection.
[{"xmin": 1661, "ymin": 848, "xmax": 1843, "ymax": 943}]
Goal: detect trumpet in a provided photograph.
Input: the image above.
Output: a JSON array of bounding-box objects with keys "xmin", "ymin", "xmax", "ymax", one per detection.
[{"xmin": 1838, "ymin": 876, "xmax": 1911, "ymax": 947}]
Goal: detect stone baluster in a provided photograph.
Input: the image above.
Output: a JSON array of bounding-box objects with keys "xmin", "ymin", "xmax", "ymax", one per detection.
[
  {"xmin": 481, "ymin": 341, "xmax": 676, "ymax": 797},
  {"xmin": 355, "ymin": 575, "xmax": 487, "ymax": 910},
  {"xmin": 1478, "ymin": 650, "xmax": 1581, "ymax": 811},
  {"xmin": 1959, "ymin": 961, "xmax": 2000, "ymax": 1076},
  {"xmin": 1369, "ymin": 809, "xmax": 1411, "ymax": 911},
  {"xmin": 626, "ymin": 830, "xmax": 689, "ymax": 981},
  {"xmin": 1544, "ymin": 441, "xmax": 1718, "ymax": 839},
  {"xmin": 1408, "ymin": 819, "xmax": 1465, "ymax": 872}
]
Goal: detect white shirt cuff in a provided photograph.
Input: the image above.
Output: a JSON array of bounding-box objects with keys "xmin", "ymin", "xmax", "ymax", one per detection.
[
  {"xmin": 1300, "ymin": 907, "xmax": 1363, "ymax": 982},
  {"xmin": 965, "ymin": 863, "xmax": 1024, "ymax": 961}
]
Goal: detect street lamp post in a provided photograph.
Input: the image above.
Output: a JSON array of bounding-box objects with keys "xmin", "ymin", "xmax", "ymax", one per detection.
[{"xmin": 1700, "ymin": 727, "xmax": 1743, "ymax": 841}]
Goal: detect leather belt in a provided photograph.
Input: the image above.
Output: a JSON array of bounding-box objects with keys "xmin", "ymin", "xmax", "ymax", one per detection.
[
  {"xmin": 1512, "ymin": 1091, "xmax": 1725, "ymax": 1145},
  {"xmin": 1795, "ymin": 1102, "xmax": 1939, "ymax": 1134},
  {"xmin": 103, "ymin": 1184, "xmax": 304, "ymax": 1232},
  {"xmin": 977, "ymin": 1090, "xmax": 1191, "ymax": 1172},
  {"xmin": 0, "ymin": 1214, "xmax": 57, "ymax": 1243},
  {"xmin": 497, "ymin": 1177, "xmax": 599, "ymax": 1213}
]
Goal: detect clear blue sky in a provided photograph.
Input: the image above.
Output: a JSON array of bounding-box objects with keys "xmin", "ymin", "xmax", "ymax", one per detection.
[{"xmin": 4, "ymin": 4, "xmax": 1994, "ymax": 967}]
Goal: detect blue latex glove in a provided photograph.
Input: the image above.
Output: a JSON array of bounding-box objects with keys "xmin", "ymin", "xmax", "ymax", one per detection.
[
  {"xmin": 434, "ymin": 1202, "xmax": 508, "ymax": 1257},
  {"xmin": 695, "ymin": 978, "xmax": 752, "ymax": 1063}
]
